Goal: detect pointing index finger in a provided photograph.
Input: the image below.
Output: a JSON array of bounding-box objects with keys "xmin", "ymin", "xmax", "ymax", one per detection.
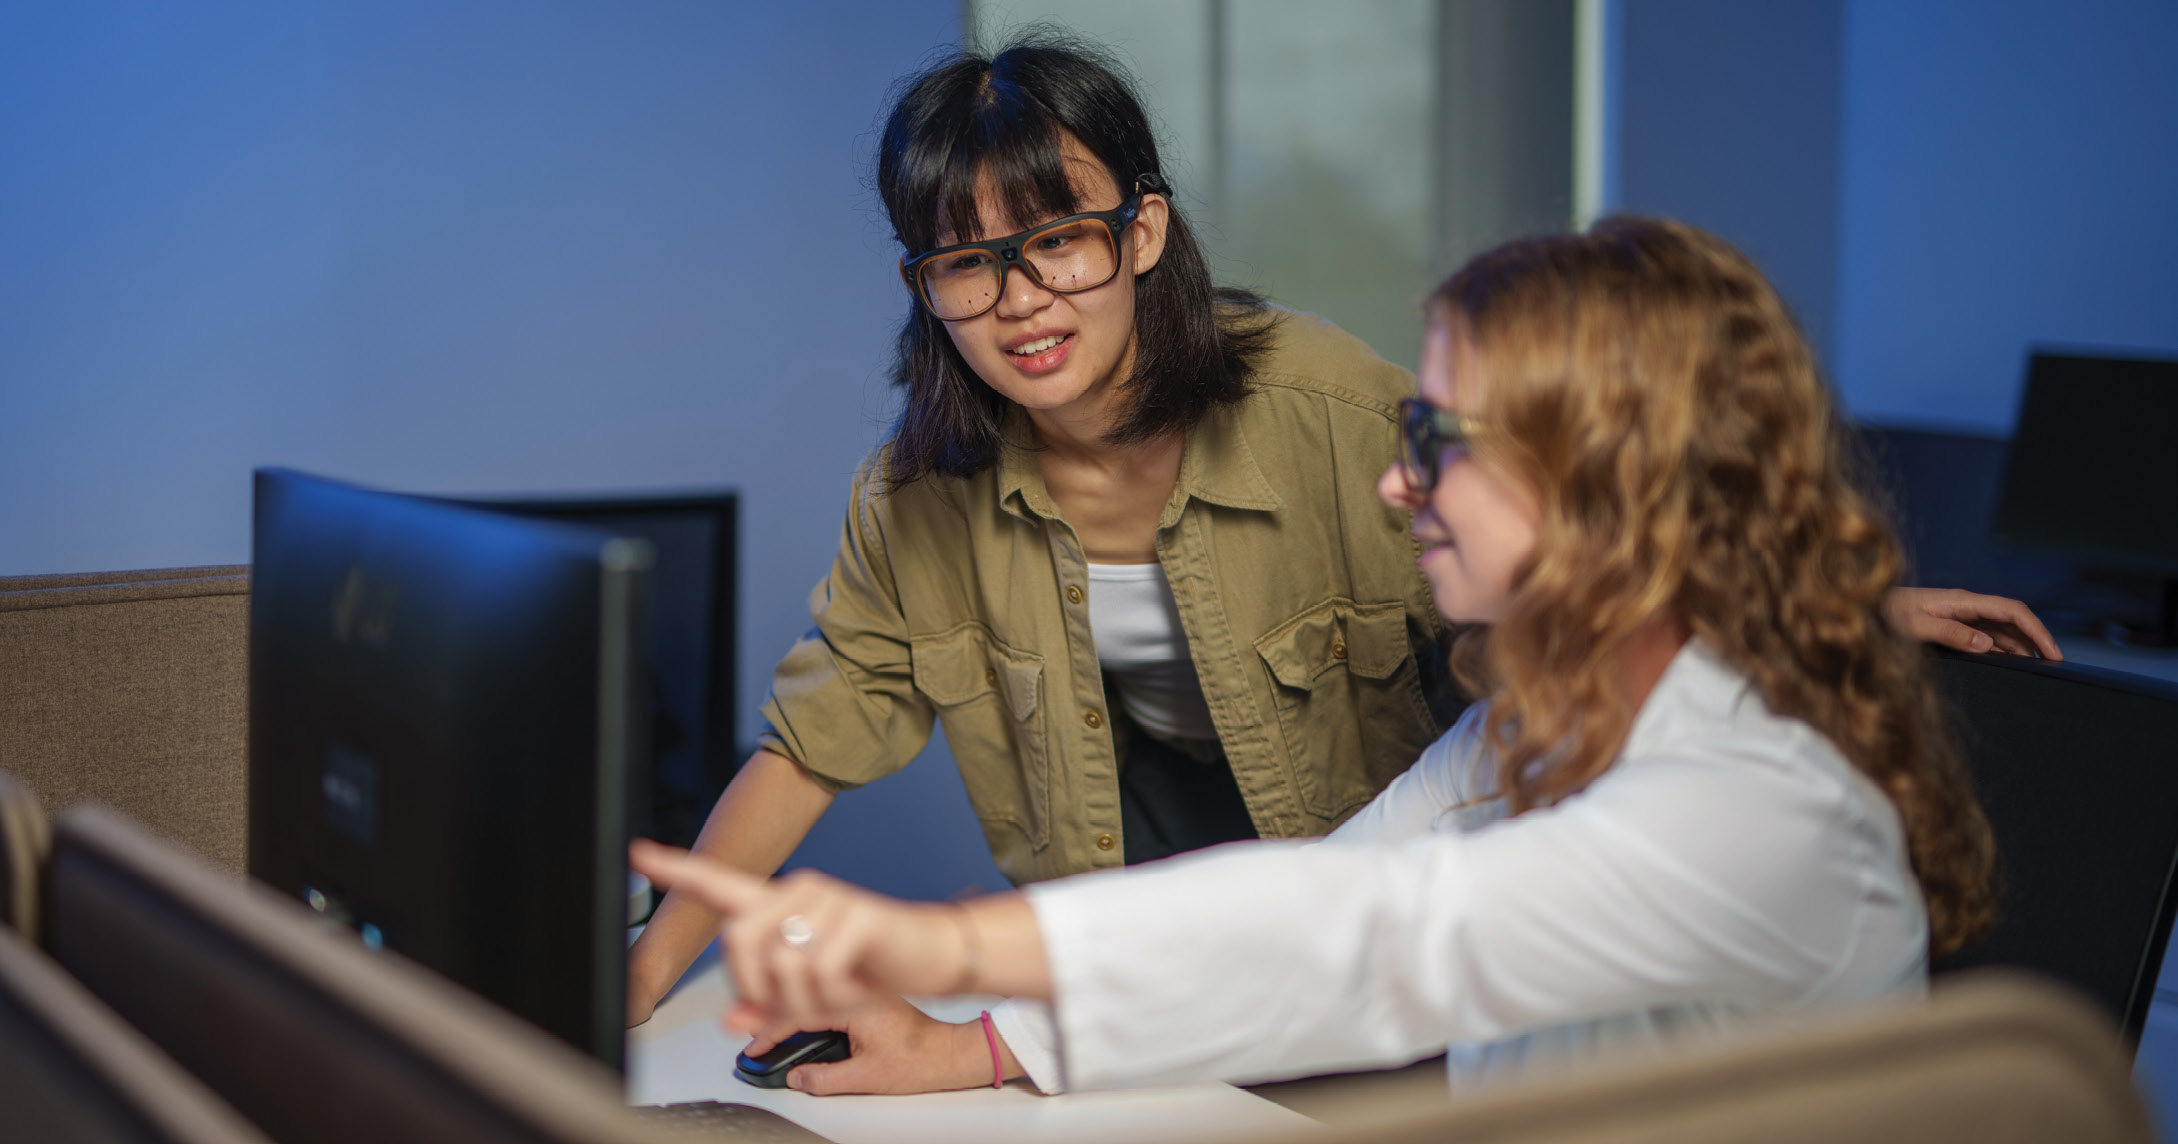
[{"xmin": 629, "ymin": 840, "xmax": 767, "ymax": 917}]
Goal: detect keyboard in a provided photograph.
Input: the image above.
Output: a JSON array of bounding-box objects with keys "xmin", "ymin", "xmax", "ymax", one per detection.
[{"xmin": 630, "ymin": 1101, "xmax": 835, "ymax": 1141}]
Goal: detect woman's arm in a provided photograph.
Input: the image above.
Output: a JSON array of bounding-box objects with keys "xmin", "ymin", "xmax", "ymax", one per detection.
[
  {"xmin": 630, "ymin": 841, "xmax": 1049, "ymax": 1017},
  {"xmin": 633, "ymin": 736, "xmax": 1910, "ymax": 1092},
  {"xmin": 1325, "ymin": 705, "xmax": 1495, "ymax": 844},
  {"xmin": 635, "ymin": 461, "xmax": 942, "ymax": 1021},
  {"xmin": 625, "ymin": 749, "xmax": 836, "ymax": 1024}
]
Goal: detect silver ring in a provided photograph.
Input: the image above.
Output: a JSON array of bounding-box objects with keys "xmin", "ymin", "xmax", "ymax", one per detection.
[{"xmin": 779, "ymin": 915, "xmax": 815, "ymax": 948}]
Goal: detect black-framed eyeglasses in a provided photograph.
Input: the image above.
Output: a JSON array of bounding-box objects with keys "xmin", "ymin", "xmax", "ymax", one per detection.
[
  {"xmin": 898, "ymin": 174, "xmax": 1168, "ymax": 322},
  {"xmin": 1397, "ymin": 398, "xmax": 1486, "ymax": 492}
]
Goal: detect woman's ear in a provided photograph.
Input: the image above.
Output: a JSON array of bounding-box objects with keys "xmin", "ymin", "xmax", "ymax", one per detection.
[{"xmin": 1130, "ymin": 193, "xmax": 1170, "ymax": 276}]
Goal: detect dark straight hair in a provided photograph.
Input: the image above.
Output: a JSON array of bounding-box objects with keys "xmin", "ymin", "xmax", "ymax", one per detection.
[{"xmin": 874, "ymin": 33, "xmax": 1276, "ymax": 489}]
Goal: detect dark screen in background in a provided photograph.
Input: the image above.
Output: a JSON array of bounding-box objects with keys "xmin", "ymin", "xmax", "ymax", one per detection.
[
  {"xmin": 468, "ymin": 495, "xmax": 738, "ymax": 850},
  {"xmin": 1995, "ymin": 353, "xmax": 2178, "ymax": 573}
]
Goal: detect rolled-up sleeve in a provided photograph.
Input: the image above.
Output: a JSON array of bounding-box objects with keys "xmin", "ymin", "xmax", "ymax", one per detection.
[{"xmin": 757, "ymin": 464, "xmax": 937, "ymax": 789}]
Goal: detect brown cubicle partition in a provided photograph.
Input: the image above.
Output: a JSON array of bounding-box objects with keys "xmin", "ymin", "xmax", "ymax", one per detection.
[{"xmin": 0, "ymin": 566, "xmax": 251, "ymax": 870}]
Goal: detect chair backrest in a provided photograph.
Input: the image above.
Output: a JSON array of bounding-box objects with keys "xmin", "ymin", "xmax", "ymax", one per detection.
[
  {"xmin": 0, "ymin": 768, "xmax": 50, "ymax": 939},
  {"xmin": 43, "ymin": 804, "xmax": 675, "ymax": 1144},
  {"xmin": 1252, "ymin": 972, "xmax": 2150, "ymax": 1144},
  {"xmin": 0, "ymin": 566, "xmax": 251, "ymax": 870},
  {"xmin": 0, "ymin": 926, "xmax": 271, "ymax": 1144},
  {"xmin": 1927, "ymin": 648, "xmax": 2178, "ymax": 1042}
]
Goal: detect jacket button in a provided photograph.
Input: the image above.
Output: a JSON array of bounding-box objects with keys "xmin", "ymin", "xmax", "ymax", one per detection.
[
  {"xmin": 1096, "ymin": 833, "xmax": 1116, "ymax": 851},
  {"xmin": 1331, "ymin": 639, "xmax": 1348, "ymax": 660},
  {"xmin": 1066, "ymin": 585, "xmax": 1083, "ymax": 604},
  {"xmin": 984, "ymin": 668, "xmax": 999, "ymax": 687},
  {"xmin": 1084, "ymin": 710, "xmax": 1103, "ymax": 729}
]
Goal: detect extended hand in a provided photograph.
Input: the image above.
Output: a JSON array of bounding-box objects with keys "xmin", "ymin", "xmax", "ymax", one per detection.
[
  {"xmin": 739, "ymin": 996, "xmax": 1019, "ymax": 1095},
  {"xmin": 1884, "ymin": 587, "xmax": 2061, "ymax": 659},
  {"xmin": 630, "ymin": 840, "xmax": 973, "ymax": 1031}
]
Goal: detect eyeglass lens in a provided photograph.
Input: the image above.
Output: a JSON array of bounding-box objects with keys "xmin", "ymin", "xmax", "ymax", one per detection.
[
  {"xmin": 1400, "ymin": 401, "xmax": 1460, "ymax": 490},
  {"xmin": 919, "ymin": 218, "xmax": 1120, "ymax": 321}
]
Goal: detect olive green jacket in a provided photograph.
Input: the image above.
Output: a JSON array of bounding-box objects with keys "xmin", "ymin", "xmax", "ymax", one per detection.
[{"xmin": 757, "ymin": 308, "xmax": 1453, "ymax": 884}]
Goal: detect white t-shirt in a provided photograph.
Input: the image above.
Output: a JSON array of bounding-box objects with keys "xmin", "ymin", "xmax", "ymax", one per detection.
[
  {"xmin": 1084, "ymin": 561, "xmax": 1218, "ymax": 742},
  {"xmin": 991, "ymin": 639, "xmax": 1927, "ymax": 1092}
]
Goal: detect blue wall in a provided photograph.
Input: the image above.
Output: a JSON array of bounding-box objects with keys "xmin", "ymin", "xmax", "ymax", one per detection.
[
  {"xmin": 0, "ymin": 1, "xmax": 1009, "ymax": 900},
  {"xmin": 1609, "ymin": 0, "xmax": 2178, "ymax": 433},
  {"xmin": 1614, "ymin": 0, "xmax": 1846, "ymax": 368},
  {"xmin": 7, "ymin": 2, "xmax": 2174, "ymax": 902},
  {"xmin": 1833, "ymin": 0, "xmax": 2178, "ymax": 432}
]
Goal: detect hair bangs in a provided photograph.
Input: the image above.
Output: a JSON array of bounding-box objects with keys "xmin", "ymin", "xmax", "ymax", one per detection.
[{"xmin": 890, "ymin": 72, "xmax": 1084, "ymax": 253}]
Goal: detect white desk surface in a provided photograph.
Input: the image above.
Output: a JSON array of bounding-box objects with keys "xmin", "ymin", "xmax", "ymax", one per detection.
[{"xmin": 625, "ymin": 961, "xmax": 1317, "ymax": 1144}]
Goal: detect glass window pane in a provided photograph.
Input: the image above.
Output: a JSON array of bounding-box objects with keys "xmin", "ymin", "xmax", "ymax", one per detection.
[
  {"xmin": 1223, "ymin": 1, "xmax": 1435, "ymax": 369},
  {"xmin": 970, "ymin": 0, "xmax": 1435, "ymax": 369},
  {"xmin": 968, "ymin": 1, "xmax": 1215, "ymax": 222}
]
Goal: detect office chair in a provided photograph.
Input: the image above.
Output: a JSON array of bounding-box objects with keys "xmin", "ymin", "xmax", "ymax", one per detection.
[
  {"xmin": 0, "ymin": 925, "xmax": 272, "ymax": 1144},
  {"xmin": 0, "ymin": 767, "xmax": 49, "ymax": 940},
  {"xmin": 1245, "ymin": 972, "xmax": 2149, "ymax": 1144},
  {"xmin": 1928, "ymin": 648, "xmax": 2178, "ymax": 1044},
  {"xmin": 43, "ymin": 804, "xmax": 686, "ymax": 1144}
]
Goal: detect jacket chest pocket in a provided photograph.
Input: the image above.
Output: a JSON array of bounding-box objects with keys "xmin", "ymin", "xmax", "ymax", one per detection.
[
  {"xmin": 910, "ymin": 624, "xmax": 1051, "ymax": 852},
  {"xmin": 1254, "ymin": 599, "xmax": 1439, "ymax": 819}
]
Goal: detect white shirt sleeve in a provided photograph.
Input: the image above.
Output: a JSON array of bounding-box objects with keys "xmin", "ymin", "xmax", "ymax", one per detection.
[
  {"xmin": 1025, "ymin": 743, "xmax": 1920, "ymax": 1091},
  {"xmin": 1327, "ymin": 706, "xmax": 1497, "ymax": 845},
  {"xmin": 997, "ymin": 711, "xmax": 1492, "ymax": 1095},
  {"xmin": 987, "ymin": 998, "xmax": 1063, "ymax": 1093}
]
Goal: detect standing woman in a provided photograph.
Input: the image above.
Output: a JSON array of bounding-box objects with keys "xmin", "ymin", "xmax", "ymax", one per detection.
[{"xmin": 626, "ymin": 37, "xmax": 2053, "ymax": 1026}]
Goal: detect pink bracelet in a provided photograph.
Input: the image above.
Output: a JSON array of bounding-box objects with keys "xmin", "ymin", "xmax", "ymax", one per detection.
[{"xmin": 978, "ymin": 1010, "xmax": 1003, "ymax": 1089}]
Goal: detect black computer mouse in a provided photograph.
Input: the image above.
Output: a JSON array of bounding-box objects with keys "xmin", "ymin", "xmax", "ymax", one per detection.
[{"xmin": 733, "ymin": 1030, "xmax": 852, "ymax": 1089}]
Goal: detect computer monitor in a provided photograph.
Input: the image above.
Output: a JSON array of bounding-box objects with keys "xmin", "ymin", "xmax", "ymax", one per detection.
[
  {"xmin": 452, "ymin": 493, "xmax": 739, "ymax": 850},
  {"xmin": 45, "ymin": 805, "xmax": 664, "ymax": 1144},
  {"xmin": 1993, "ymin": 351, "xmax": 2178, "ymax": 641},
  {"xmin": 247, "ymin": 468, "xmax": 650, "ymax": 1066}
]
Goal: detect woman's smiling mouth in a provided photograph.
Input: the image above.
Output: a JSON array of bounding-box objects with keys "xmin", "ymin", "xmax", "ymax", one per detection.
[
  {"xmin": 1005, "ymin": 332, "xmax": 1074, "ymax": 373},
  {"xmin": 1012, "ymin": 334, "xmax": 1066, "ymax": 355}
]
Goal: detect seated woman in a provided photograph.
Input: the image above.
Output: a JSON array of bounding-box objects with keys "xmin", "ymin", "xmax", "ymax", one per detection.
[{"xmin": 632, "ymin": 216, "xmax": 1999, "ymax": 1095}]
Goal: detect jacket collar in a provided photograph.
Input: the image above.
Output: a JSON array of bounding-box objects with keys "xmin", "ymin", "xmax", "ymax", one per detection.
[{"xmin": 996, "ymin": 401, "xmax": 1284, "ymax": 525}]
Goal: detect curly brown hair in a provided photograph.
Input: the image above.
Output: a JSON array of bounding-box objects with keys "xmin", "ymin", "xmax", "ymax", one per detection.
[{"xmin": 1431, "ymin": 217, "xmax": 1996, "ymax": 956}]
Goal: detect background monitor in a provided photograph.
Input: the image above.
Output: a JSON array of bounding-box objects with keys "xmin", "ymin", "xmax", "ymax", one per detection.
[
  {"xmin": 453, "ymin": 493, "xmax": 738, "ymax": 850},
  {"xmin": 1993, "ymin": 352, "xmax": 2178, "ymax": 643},
  {"xmin": 248, "ymin": 468, "xmax": 649, "ymax": 1067},
  {"xmin": 1994, "ymin": 352, "xmax": 2178, "ymax": 571}
]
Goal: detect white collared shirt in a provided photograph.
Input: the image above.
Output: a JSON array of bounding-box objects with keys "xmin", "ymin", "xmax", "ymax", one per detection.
[{"xmin": 993, "ymin": 639, "xmax": 1927, "ymax": 1092}]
